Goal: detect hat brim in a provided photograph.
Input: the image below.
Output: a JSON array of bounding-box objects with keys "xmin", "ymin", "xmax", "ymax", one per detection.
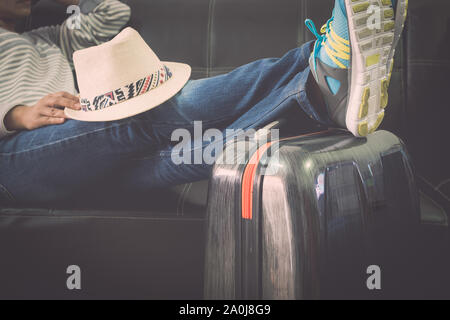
[{"xmin": 64, "ymin": 61, "xmax": 191, "ymax": 122}]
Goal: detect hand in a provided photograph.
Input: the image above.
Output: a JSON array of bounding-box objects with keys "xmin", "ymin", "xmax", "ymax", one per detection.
[{"xmin": 4, "ymin": 92, "xmax": 81, "ymax": 131}]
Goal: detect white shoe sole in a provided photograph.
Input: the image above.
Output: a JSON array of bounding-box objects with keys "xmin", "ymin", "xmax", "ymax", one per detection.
[{"xmin": 344, "ymin": 0, "xmax": 408, "ymax": 137}]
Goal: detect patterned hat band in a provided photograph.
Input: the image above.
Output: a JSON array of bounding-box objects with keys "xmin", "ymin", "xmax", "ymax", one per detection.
[{"xmin": 80, "ymin": 65, "xmax": 173, "ymax": 112}]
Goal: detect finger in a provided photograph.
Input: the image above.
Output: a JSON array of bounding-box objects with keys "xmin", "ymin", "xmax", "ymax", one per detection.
[
  {"xmin": 53, "ymin": 91, "xmax": 80, "ymax": 102},
  {"xmin": 37, "ymin": 116, "xmax": 66, "ymax": 127},
  {"xmin": 47, "ymin": 96, "xmax": 81, "ymax": 110},
  {"xmin": 40, "ymin": 107, "xmax": 69, "ymax": 119}
]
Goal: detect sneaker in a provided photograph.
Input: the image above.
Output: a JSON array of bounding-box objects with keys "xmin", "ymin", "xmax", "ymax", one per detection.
[{"xmin": 306, "ymin": 0, "xmax": 408, "ymax": 137}]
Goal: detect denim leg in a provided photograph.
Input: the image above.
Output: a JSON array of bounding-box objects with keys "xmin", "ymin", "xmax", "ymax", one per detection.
[
  {"xmin": 140, "ymin": 42, "xmax": 315, "ymax": 137},
  {"xmin": 109, "ymin": 67, "xmax": 319, "ymax": 193},
  {"xmin": 0, "ymin": 42, "xmax": 317, "ymax": 206}
]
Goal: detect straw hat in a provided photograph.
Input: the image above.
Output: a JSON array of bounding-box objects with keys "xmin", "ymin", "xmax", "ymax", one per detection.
[{"xmin": 65, "ymin": 27, "xmax": 191, "ymax": 121}]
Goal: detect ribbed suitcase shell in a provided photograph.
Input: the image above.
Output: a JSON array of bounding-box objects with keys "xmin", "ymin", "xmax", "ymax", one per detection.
[{"xmin": 204, "ymin": 130, "xmax": 420, "ymax": 299}]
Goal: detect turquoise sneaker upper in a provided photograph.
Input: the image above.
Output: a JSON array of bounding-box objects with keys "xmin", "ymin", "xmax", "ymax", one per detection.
[
  {"xmin": 318, "ymin": 0, "xmax": 350, "ymax": 69},
  {"xmin": 392, "ymin": 0, "xmax": 397, "ymax": 10},
  {"xmin": 305, "ymin": 0, "xmax": 351, "ymax": 95},
  {"xmin": 305, "ymin": 0, "xmax": 402, "ymax": 135}
]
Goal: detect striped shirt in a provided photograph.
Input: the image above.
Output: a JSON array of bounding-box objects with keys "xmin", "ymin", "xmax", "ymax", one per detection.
[{"xmin": 0, "ymin": 0, "xmax": 131, "ymax": 138}]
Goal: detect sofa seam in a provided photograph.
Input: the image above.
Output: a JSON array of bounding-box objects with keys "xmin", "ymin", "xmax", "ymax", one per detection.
[
  {"xmin": 0, "ymin": 183, "xmax": 15, "ymax": 202},
  {"xmin": 0, "ymin": 214, "xmax": 204, "ymax": 222}
]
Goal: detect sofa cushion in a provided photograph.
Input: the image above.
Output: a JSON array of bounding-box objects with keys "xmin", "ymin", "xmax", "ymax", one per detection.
[{"xmin": 405, "ymin": 0, "xmax": 450, "ymax": 204}]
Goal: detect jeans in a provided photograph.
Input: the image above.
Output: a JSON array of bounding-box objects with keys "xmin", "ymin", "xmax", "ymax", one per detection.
[{"xmin": 0, "ymin": 41, "xmax": 327, "ymax": 207}]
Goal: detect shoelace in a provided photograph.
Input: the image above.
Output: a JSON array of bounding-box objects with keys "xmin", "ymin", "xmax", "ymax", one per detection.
[
  {"xmin": 305, "ymin": 18, "xmax": 333, "ymax": 72},
  {"xmin": 305, "ymin": 17, "xmax": 350, "ymax": 70}
]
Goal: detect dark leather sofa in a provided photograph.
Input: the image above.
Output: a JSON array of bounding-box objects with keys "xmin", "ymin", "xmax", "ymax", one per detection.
[{"xmin": 0, "ymin": 0, "xmax": 448, "ymax": 299}]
